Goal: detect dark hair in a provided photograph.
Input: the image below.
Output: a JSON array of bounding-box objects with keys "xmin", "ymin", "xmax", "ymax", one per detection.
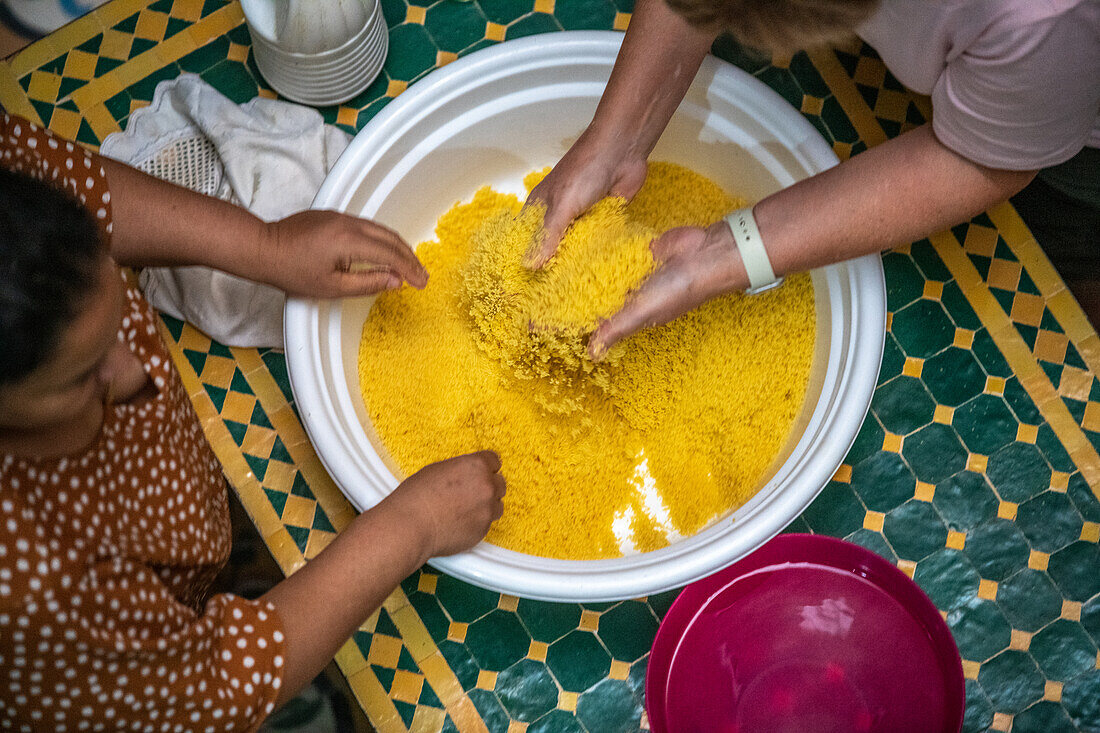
[
  {"xmin": 0, "ymin": 167, "xmax": 104, "ymax": 386},
  {"xmin": 664, "ymin": 0, "xmax": 880, "ymax": 55}
]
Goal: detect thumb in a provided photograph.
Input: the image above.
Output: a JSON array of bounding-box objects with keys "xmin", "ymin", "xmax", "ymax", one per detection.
[
  {"xmin": 338, "ymin": 270, "xmax": 402, "ymax": 296},
  {"xmin": 523, "ymin": 201, "xmax": 576, "ymax": 269}
]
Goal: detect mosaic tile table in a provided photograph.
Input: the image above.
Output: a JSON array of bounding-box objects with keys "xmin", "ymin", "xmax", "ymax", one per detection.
[{"xmin": 4, "ymin": 1, "xmax": 1100, "ymax": 731}]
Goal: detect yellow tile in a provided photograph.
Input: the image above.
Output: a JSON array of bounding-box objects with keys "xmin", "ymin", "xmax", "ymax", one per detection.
[
  {"xmin": 863, "ymin": 511, "xmax": 885, "ymax": 532},
  {"xmin": 386, "ymin": 79, "xmax": 408, "ymax": 97},
  {"xmin": 410, "ymin": 705, "xmax": 447, "ymax": 732},
  {"xmin": 1015, "ymin": 423, "xmax": 1039, "ymax": 444},
  {"xmin": 528, "ymin": 640, "xmax": 548, "ymax": 662},
  {"xmin": 967, "ymin": 453, "xmax": 988, "ymax": 473},
  {"xmin": 1062, "ymin": 600, "xmax": 1082, "ymax": 621},
  {"xmin": 800, "ymin": 95, "xmax": 824, "ymax": 115},
  {"xmin": 485, "ymin": 22, "xmax": 506, "ymax": 41},
  {"xmin": 1081, "ymin": 521, "xmax": 1100, "ymax": 543},
  {"xmin": 961, "ymin": 659, "xmax": 980, "ymax": 680},
  {"xmin": 885, "ymin": 311, "xmax": 893, "ymax": 330},
  {"xmin": 914, "ymin": 482, "xmax": 936, "ymax": 502},
  {"xmin": 613, "ymin": 11, "xmax": 630, "ymax": 30},
  {"xmin": 405, "ymin": 5, "xmax": 426, "ymax": 23},
  {"xmin": 579, "ymin": 609, "xmax": 600, "ymax": 632},
  {"xmin": 933, "ymin": 405, "xmax": 954, "ymax": 425},
  {"xmin": 336, "ymin": 106, "xmax": 358, "ymax": 127},
  {"xmin": 881, "ymin": 432, "xmax": 903, "ymax": 453},
  {"xmin": 1084, "ymin": 401, "xmax": 1100, "ymax": 432},
  {"xmin": 436, "ymin": 50, "xmax": 458, "ymax": 67},
  {"xmin": 62, "ymin": 49, "xmax": 99, "ymax": 82},
  {"xmin": 476, "ymin": 670, "xmax": 497, "ymax": 690},
  {"xmin": 257, "ymin": 88, "xmax": 278, "ymax": 100},
  {"xmin": 609, "ymin": 660, "xmax": 630, "ymax": 680},
  {"xmin": 902, "ymin": 357, "xmax": 924, "ymax": 378},
  {"xmin": 997, "ymin": 501, "xmax": 1017, "ymax": 521},
  {"xmin": 533, "ymin": 0, "xmax": 555, "ymax": 13},
  {"xmin": 896, "ymin": 560, "xmax": 916, "ymax": 578},
  {"xmin": 227, "ymin": 41, "xmax": 249, "ymax": 63},
  {"xmin": 221, "ymin": 390, "xmax": 257, "ymax": 422},
  {"xmin": 985, "ymin": 376, "xmax": 1006, "ymax": 395},
  {"xmin": 261, "ymin": 460, "xmax": 295, "ymax": 494},
  {"xmin": 507, "ymin": 722, "xmax": 528, "ymax": 733},
  {"xmin": 953, "ymin": 328, "xmax": 975, "ymax": 349},
  {"xmin": 558, "ymin": 691, "xmax": 578, "ymax": 711},
  {"xmin": 304, "ymin": 529, "xmax": 335, "ymax": 559},
  {"xmin": 1028, "ymin": 550, "xmax": 1049, "ymax": 571},
  {"xmin": 199, "ymin": 353, "xmax": 236, "ymax": 388},
  {"xmin": 417, "ymin": 573, "xmax": 438, "ymax": 593},
  {"xmin": 27, "ymin": 71, "xmax": 61, "ymax": 103},
  {"xmin": 832, "ymin": 141, "xmax": 853, "ymax": 161},
  {"xmin": 99, "ymin": 29, "xmax": 135, "ymax": 60},
  {"xmin": 46, "ymin": 107, "xmax": 82, "ymax": 140},
  {"xmin": 1010, "ymin": 629, "xmax": 1032, "ymax": 650},
  {"xmin": 833, "ymin": 464, "xmax": 852, "ymax": 483},
  {"xmin": 1010, "ymin": 292, "xmax": 1045, "ymax": 327},
  {"xmin": 129, "ymin": 98, "xmax": 150, "ymax": 115},
  {"xmin": 390, "ymin": 670, "xmax": 424, "ymax": 704},
  {"xmin": 986, "ymin": 258, "xmax": 1022, "ymax": 291},
  {"xmin": 853, "ymin": 55, "xmax": 885, "ymax": 88},
  {"xmin": 171, "ymin": 0, "xmax": 205, "ymax": 22},
  {"xmin": 770, "ymin": 53, "xmax": 792, "ymax": 69},
  {"xmin": 366, "ymin": 634, "xmax": 402, "ymax": 669},
  {"xmin": 922, "ymin": 280, "xmax": 944, "ymax": 300},
  {"xmin": 1033, "ymin": 329, "xmax": 1069, "ymax": 364},
  {"xmin": 447, "ymin": 622, "xmax": 467, "ymax": 642},
  {"xmin": 240, "ymin": 424, "xmax": 277, "ymax": 458},
  {"xmin": 945, "ymin": 530, "xmax": 965, "ymax": 550},
  {"xmin": 281, "ymin": 493, "xmax": 316, "ymax": 527},
  {"xmin": 1050, "ymin": 471, "xmax": 1069, "ymax": 491},
  {"xmin": 1057, "ymin": 366, "xmax": 1093, "ymax": 401},
  {"xmin": 963, "ymin": 224, "xmax": 998, "ymax": 257},
  {"xmin": 977, "ymin": 579, "xmax": 998, "ymax": 600},
  {"xmin": 1045, "ymin": 680, "xmax": 1063, "ymax": 702},
  {"xmin": 335, "ymin": 638, "xmax": 369, "ymax": 677},
  {"xmin": 135, "ymin": 9, "xmax": 170, "ymax": 40},
  {"xmin": 989, "ymin": 713, "xmax": 1012, "ymax": 732},
  {"xmin": 498, "ymin": 594, "xmax": 519, "ymax": 612}
]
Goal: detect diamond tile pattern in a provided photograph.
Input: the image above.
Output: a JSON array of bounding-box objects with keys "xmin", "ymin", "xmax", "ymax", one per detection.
[{"xmin": 5, "ymin": 4, "xmax": 1099, "ymax": 732}]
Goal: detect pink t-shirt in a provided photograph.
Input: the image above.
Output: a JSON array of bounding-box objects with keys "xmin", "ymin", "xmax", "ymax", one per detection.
[{"xmin": 858, "ymin": 0, "xmax": 1100, "ymax": 170}]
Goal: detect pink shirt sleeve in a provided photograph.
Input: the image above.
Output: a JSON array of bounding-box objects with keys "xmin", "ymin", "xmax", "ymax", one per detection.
[{"xmin": 931, "ymin": 4, "xmax": 1100, "ymax": 170}]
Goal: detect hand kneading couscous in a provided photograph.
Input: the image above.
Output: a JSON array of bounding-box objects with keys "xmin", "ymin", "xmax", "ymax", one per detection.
[{"xmin": 358, "ymin": 162, "xmax": 816, "ymax": 559}]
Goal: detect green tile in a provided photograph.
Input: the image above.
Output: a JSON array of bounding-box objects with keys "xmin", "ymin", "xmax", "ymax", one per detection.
[
  {"xmin": 203, "ymin": 61, "xmax": 258, "ymax": 104},
  {"xmin": 922, "ymin": 347, "xmax": 988, "ymax": 407},
  {"xmin": 844, "ymin": 528, "xmax": 898, "ymax": 563},
  {"xmin": 962, "ymin": 680, "xmax": 995, "ymax": 733},
  {"xmin": 907, "ymin": 239, "xmax": 952, "ymax": 283},
  {"xmin": 554, "ymin": 0, "xmax": 618, "ymax": 30},
  {"xmin": 1067, "ymin": 474, "xmax": 1100, "ymax": 523},
  {"xmin": 802, "ymin": 480, "xmax": 866, "ymax": 537},
  {"xmin": 1002, "ymin": 376, "xmax": 1043, "ymax": 425},
  {"xmin": 1029, "ymin": 619, "xmax": 1098, "ymax": 681},
  {"xmin": 755, "ymin": 66, "xmax": 803, "ymax": 110},
  {"xmin": 933, "ymin": 471, "xmax": 998, "ymax": 531},
  {"xmin": 818, "ymin": 95, "xmax": 859, "ymax": 143},
  {"xmin": 546, "ymin": 630, "xmax": 612, "ymax": 692},
  {"xmin": 844, "ymin": 416, "xmax": 885, "ymax": 464},
  {"xmin": 986, "ymin": 442, "xmax": 1051, "ymax": 504},
  {"xmin": 517, "ymin": 600, "xmax": 582, "ymax": 643},
  {"xmin": 435, "ymin": 573, "xmax": 499, "ymax": 622},
  {"xmin": 902, "ymin": 423, "xmax": 968, "ymax": 484},
  {"xmin": 495, "ymin": 659, "xmax": 560, "ymax": 723},
  {"xmin": 1011, "ymin": 701, "xmax": 1076, "ymax": 733},
  {"xmin": 1083, "ymin": 596, "xmax": 1100, "ymax": 647},
  {"xmin": 878, "ymin": 333, "xmax": 905, "ymax": 385},
  {"xmin": 912, "ymin": 548, "xmax": 979, "ymax": 611},
  {"xmin": 575, "ymin": 678, "xmax": 643, "ymax": 733},
  {"xmin": 477, "ymin": 0, "xmax": 534, "ymax": 24},
  {"xmin": 940, "ymin": 280, "xmax": 982, "ymax": 331},
  {"xmin": 712, "ymin": 34, "xmax": 772, "ymax": 76},
  {"xmin": 385, "ymin": 24, "xmax": 438, "ymax": 81},
  {"xmin": 849, "ymin": 451, "xmax": 915, "ymax": 513},
  {"xmin": 425, "ymin": 1, "xmax": 488, "ymax": 53},
  {"xmin": 952, "ymin": 395, "xmax": 1017, "ymax": 455},
  {"xmin": 504, "ymin": 13, "xmax": 563, "ymax": 40},
  {"xmin": 1062, "ymin": 670, "xmax": 1100, "ymax": 731},
  {"xmin": 528, "ymin": 710, "xmax": 585, "ymax": 733},
  {"xmin": 379, "ymin": 0, "xmax": 407, "ymax": 26},
  {"xmin": 995, "ymin": 569, "xmax": 1063, "ymax": 632},
  {"xmin": 971, "ymin": 328, "xmax": 1013, "ymax": 378},
  {"xmin": 947, "ymin": 597, "xmax": 1011, "ymax": 662},
  {"xmin": 1035, "ymin": 423, "xmax": 1075, "ymax": 473},
  {"xmin": 1046, "ymin": 540, "xmax": 1100, "ymax": 602},
  {"xmin": 965, "ymin": 518, "xmax": 1029, "ymax": 582},
  {"xmin": 787, "ymin": 51, "xmax": 830, "ymax": 97},
  {"xmin": 468, "ymin": 688, "xmax": 510, "ymax": 733},
  {"xmin": 872, "ymin": 376, "xmax": 935, "ymax": 435},
  {"xmin": 597, "ymin": 602, "xmax": 658, "ymax": 662},
  {"xmin": 439, "ymin": 639, "xmax": 480, "ymax": 690},
  {"xmin": 977, "ymin": 649, "xmax": 1044, "ymax": 714},
  {"xmin": 178, "ymin": 35, "xmax": 231, "ymax": 74},
  {"xmin": 882, "ymin": 251, "xmax": 924, "ymax": 312},
  {"xmin": 466, "ymin": 609, "xmax": 531, "ymax": 671},
  {"xmin": 891, "ymin": 299, "xmax": 955, "ymax": 359},
  {"xmin": 644, "ymin": 589, "xmax": 680, "ymax": 619},
  {"xmin": 882, "ymin": 500, "xmax": 947, "ymax": 561},
  {"xmin": 1015, "ymin": 491, "xmax": 1083, "ymax": 553},
  {"xmin": 408, "ymin": 591, "xmax": 451, "ymax": 639}
]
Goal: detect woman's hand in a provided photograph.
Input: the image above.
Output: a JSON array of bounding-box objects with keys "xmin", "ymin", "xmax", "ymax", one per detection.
[
  {"xmin": 258, "ymin": 210, "xmax": 429, "ymax": 298},
  {"xmin": 382, "ymin": 450, "xmax": 506, "ymax": 561},
  {"xmin": 588, "ymin": 220, "xmax": 747, "ymax": 359},
  {"xmin": 524, "ymin": 132, "xmax": 649, "ymax": 268}
]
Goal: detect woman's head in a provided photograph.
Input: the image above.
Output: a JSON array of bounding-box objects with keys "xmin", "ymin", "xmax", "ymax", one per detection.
[
  {"xmin": 664, "ymin": 0, "xmax": 880, "ymax": 54},
  {"xmin": 0, "ymin": 168, "xmax": 119, "ymax": 428}
]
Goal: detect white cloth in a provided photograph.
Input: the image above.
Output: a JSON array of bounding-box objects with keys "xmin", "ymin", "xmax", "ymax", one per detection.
[{"xmin": 100, "ymin": 73, "xmax": 351, "ymax": 348}]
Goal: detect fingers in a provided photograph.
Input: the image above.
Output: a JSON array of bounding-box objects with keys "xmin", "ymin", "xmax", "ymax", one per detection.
[
  {"xmin": 338, "ymin": 269, "xmax": 403, "ymax": 296},
  {"xmin": 471, "ymin": 449, "xmax": 502, "ymax": 474},
  {"xmin": 357, "ymin": 219, "xmax": 429, "ymax": 288},
  {"xmin": 588, "ymin": 278, "xmax": 679, "ymax": 360},
  {"xmin": 522, "ymin": 200, "xmax": 575, "ymax": 270}
]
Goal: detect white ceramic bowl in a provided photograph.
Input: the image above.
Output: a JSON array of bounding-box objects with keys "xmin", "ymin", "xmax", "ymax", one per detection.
[{"xmin": 285, "ymin": 32, "xmax": 885, "ymax": 602}]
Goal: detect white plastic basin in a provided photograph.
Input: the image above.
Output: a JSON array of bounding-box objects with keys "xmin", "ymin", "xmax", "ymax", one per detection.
[{"xmin": 284, "ymin": 31, "xmax": 885, "ymax": 602}]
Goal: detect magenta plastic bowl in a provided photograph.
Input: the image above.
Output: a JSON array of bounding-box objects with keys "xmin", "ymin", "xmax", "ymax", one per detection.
[{"xmin": 646, "ymin": 534, "xmax": 964, "ymax": 733}]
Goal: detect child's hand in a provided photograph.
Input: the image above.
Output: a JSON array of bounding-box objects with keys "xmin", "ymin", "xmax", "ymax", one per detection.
[
  {"xmin": 259, "ymin": 210, "xmax": 429, "ymax": 298},
  {"xmin": 383, "ymin": 451, "xmax": 506, "ymax": 561}
]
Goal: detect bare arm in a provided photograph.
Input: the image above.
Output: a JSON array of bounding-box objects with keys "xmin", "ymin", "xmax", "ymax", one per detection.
[{"xmin": 101, "ymin": 157, "xmax": 428, "ymax": 296}]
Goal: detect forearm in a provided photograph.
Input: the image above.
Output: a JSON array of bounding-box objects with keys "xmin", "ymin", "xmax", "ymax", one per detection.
[
  {"xmin": 261, "ymin": 498, "xmax": 429, "ymax": 708},
  {"xmin": 588, "ymin": 0, "xmax": 714, "ymax": 155},
  {"xmin": 748, "ymin": 124, "xmax": 1036, "ymax": 283},
  {"xmin": 101, "ymin": 156, "xmax": 268, "ymax": 274}
]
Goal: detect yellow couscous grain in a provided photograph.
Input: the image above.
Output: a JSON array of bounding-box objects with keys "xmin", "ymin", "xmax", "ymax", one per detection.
[{"xmin": 358, "ymin": 162, "xmax": 815, "ymax": 559}]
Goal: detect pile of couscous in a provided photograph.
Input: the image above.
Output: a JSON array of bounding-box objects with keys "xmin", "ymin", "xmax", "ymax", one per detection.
[{"xmin": 358, "ymin": 162, "xmax": 815, "ymax": 559}]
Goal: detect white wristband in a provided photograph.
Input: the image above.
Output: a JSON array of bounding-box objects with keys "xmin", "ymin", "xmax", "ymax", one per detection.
[{"xmin": 724, "ymin": 207, "xmax": 782, "ymax": 294}]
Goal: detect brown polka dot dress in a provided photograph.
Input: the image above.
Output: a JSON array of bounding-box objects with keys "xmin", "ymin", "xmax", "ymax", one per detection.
[{"xmin": 0, "ymin": 114, "xmax": 286, "ymax": 732}]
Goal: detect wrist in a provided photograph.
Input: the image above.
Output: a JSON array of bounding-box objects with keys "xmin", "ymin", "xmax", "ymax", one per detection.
[
  {"xmin": 703, "ymin": 219, "xmax": 750, "ymax": 294},
  {"xmin": 371, "ymin": 490, "xmax": 436, "ymax": 568}
]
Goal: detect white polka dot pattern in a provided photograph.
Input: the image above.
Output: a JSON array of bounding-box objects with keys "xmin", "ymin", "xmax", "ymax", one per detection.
[{"xmin": 1, "ymin": 114, "xmax": 286, "ymax": 731}]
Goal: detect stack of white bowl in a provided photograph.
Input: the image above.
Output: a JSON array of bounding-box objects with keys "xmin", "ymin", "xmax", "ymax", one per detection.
[{"xmin": 240, "ymin": 0, "xmax": 389, "ymax": 107}]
